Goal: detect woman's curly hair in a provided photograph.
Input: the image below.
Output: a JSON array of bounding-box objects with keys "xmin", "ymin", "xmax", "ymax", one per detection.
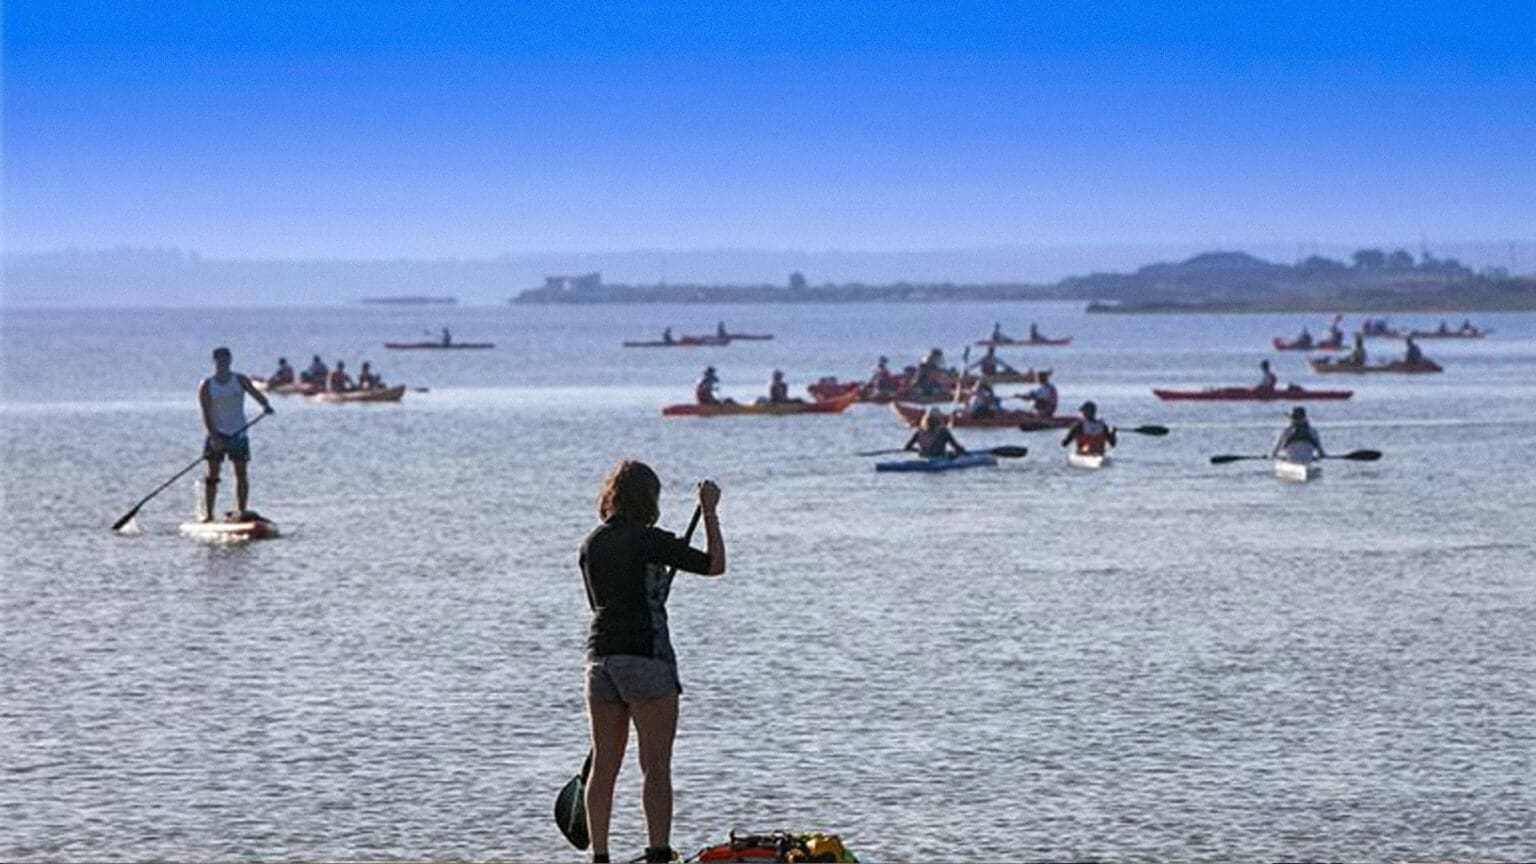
[{"xmin": 597, "ymin": 459, "xmax": 661, "ymax": 525}]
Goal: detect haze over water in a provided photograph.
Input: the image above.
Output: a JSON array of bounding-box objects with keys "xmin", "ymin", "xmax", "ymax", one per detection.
[{"xmin": 3, "ymin": 303, "xmax": 1534, "ymax": 862}]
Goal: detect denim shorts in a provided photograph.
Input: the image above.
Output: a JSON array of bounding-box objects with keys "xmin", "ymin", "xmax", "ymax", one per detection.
[
  {"xmin": 205, "ymin": 433, "xmax": 251, "ymax": 463},
  {"xmin": 586, "ymin": 654, "xmax": 682, "ymax": 705}
]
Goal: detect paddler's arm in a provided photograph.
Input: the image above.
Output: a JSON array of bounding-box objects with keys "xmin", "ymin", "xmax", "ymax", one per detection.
[
  {"xmin": 1060, "ymin": 423, "xmax": 1080, "ymax": 448},
  {"xmin": 902, "ymin": 430, "xmax": 920, "ymax": 452},
  {"xmin": 945, "ymin": 429, "xmax": 967, "ymax": 456},
  {"xmin": 698, "ymin": 480, "xmax": 726, "ymax": 576},
  {"xmin": 1106, "ymin": 426, "xmax": 1118, "ymax": 447},
  {"xmin": 239, "ymin": 374, "xmax": 275, "ymax": 414}
]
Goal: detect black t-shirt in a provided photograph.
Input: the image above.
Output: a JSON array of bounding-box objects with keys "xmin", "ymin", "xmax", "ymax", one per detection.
[{"xmin": 581, "ymin": 517, "xmax": 712, "ymax": 661}]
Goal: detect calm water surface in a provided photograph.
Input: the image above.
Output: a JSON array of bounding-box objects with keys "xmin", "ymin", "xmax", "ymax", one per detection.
[{"xmin": 2, "ymin": 304, "xmax": 1534, "ymax": 862}]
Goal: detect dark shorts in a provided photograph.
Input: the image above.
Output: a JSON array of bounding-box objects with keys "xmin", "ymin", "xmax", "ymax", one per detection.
[
  {"xmin": 585, "ymin": 654, "xmax": 682, "ymax": 705},
  {"xmin": 205, "ymin": 433, "xmax": 251, "ymax": 464}
]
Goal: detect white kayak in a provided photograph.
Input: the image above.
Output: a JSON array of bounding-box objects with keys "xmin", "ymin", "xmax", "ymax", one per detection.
[
  {"xmin": 1273, "ymin": 459, "xmax": 1321, "ymax": 483},
  {"xmin": 1067, "ymin": 451, "xmax": 1111, "ymax": 470},
  {"xmin": 179, "ymin": 517, "xmax": 280, "ymax": 542}
]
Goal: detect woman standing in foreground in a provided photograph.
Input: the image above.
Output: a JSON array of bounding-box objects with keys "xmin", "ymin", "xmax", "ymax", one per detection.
[{"xmin": 581, "ymin": 461, "xmax": 726, "ymax": 863}]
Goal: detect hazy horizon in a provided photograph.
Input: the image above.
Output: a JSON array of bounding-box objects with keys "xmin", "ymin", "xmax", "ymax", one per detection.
[{"xmin": 5, "ymin": 3, "xmax": 1534, "ymax": 260}]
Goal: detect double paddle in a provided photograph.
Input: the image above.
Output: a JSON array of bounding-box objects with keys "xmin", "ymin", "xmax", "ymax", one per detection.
[
  {"xmin": 554, "ymin": 503, "xmax": 705, "ymax": 851},
  {"xmin": 1210, "ymin": 449, "xmax": 1382, "ymax": 465},
  {"xmin": 855, "ymin": 445, "xmax": 1029, "ymax": 459}
]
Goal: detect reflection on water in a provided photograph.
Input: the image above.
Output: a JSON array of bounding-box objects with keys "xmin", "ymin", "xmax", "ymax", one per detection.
[{"xmin": 3, "ymin": 305, "xmax": 1534, "ymax": 861}]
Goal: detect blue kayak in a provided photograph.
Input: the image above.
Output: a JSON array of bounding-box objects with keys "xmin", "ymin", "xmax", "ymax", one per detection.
[{"xmin": 875, "ymin": 453, "xmax": 998, "ymax": 472}]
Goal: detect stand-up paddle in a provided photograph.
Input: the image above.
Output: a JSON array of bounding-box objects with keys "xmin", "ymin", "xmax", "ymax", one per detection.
[
  {"xmin": 1211, "ymin": 449, "xmax": 1380, "ymax": 465},
  {"xmin": 553, "ymin": 502, "xmax": 705, "ymax": 850},
  {"xmin": 110, "ymin": 413, "xmax": 268, "ymax": 532}
]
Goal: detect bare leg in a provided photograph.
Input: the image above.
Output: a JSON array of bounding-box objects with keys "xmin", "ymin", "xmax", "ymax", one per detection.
[
  {"xmin": 202, "ymin": 459, "xmax": 221, "ymax": 521},
  {"xmin": 631, "ymin": 693, "xmax": 679, "ymax": 852},
  {"xmin": 586, "ymin": 699, "xmax": 630, "ymax": 861},
  {"xmin": 233, "ymin": 461, "xmax": 250, "ymax": 515}
]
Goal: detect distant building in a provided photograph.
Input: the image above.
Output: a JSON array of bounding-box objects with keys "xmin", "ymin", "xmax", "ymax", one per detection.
[{"xmin": 543, "ymin": 272, "xmax": 602, "ymax": 292}]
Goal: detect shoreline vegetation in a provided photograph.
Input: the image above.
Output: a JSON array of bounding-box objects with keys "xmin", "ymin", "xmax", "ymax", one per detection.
[
  {"xmin": 5, "ymin": 248, "xmax": 1534, "ymax": 310},
  {"xmin": 514, "ymin": 250, "xmax": 1536, "ymax": 311}
]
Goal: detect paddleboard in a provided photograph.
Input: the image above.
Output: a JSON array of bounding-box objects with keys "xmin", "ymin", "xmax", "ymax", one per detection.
[{"xmin": 179, "ymin": 517, "xmax": 279, "ymax": 541}]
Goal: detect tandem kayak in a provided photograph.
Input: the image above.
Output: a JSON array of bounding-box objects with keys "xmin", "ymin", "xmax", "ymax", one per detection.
[
  {"xmin": 1153, "ymin": 385, "xmax": 1354, "ymax": 401},
  {"xmin": 875, "ymin": 453, "xmax": 998, "ymax": 472},
  {"xmin": 1273, "ymin": 458, "xmax": 1321, "ymax": 483},
  {"xmin": 179, "ymin": 516, "xmax": 279, "ymax": 542},
  {"xmin": 623, "ymin": 335, "xmax": 730, "ymax": 348},
  {"xmin": 1067, "ymin": 451, "xmax": 1110, "ymax": 470},
  {"xmin": 1308, "ymin": 357, "xmax": 1443, "ymax": 374},
  {"xmin": 308, "ymin": 385, "xmax": 407, "ymax": 403},
  {"xmin": 251, "ymin": 377, "xmax": 322, "ymax": 396},
  {"xmin": 1272, "ymin": 336, "xmax": 1347, "ymax": 351},
  {"xmin": 975, "ymin": 336, "xmax": 1072, "ymax": 347},
  {"xmin": 662, "ymin": 391, "xmax": 858, "ymax": 417},
  {"xmin": 890, "ymin": 402, "xmax": 1075, "ymax": 429},
  {"xmin": 384, "ymin": 341, "xmax": 494, "ymax": 349},
  {"xmin": 1406, "ymin": 329, "xmax": 1489, "ymax": 340}
]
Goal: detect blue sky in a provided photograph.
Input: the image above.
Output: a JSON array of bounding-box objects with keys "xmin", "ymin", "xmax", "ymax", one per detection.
[{"xmin": 4, "ymin": 1, "xmax": 1533, "ymax": 258}]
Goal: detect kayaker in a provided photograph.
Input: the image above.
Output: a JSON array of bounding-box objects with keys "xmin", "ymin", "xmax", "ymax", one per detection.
[
  {"xmin": 963, "ymin": 382, "xmax": 1002, "ymax": 419},
  {"xmin": 662, "ymin": 327, "xmax": 674, "ymax": 345},
  {"xmin": 766, "ymin": 370, "xmax": 800, "ymax": 404},
  {"xmin": 1403, "ymin": 336, "xmax": 1425, "ymax": 365},
  {"xmin": 913, "ymin": 348, "xmax": 949, "ymax": 396},
  {"xmin": 1272, "ymin": 406, "xmax": 1326, "ymax": 462},
  {"xmin": 268, "ymin": 357, "xmax": 296, "ymax": 386},
  {"xmin": 904, "ymin": 407, "xmax": 968, "ymax": 458},
  {"xmin": 356, "ymin": 361, "xmax": 383, "ymax": 390},
  {"xmin": 1061, "ymin": 400, "xmax": 1117, "ymax": 455},
  {"xmin": 301, "ymin": 355, "xmax": 328, "ymax": 386},
  {"xmin": 716, "ymin": 321, "xmax": 728, "ymax": 339},
  {"xmin": 867, "ymin": 356, "xmax": 899, "ymax": 395},
  {"xmin": 327, "ymin": 360, "xmax": 355, "ymax": 393},
  {"xmin": 990, "ymin": 322, "xmax": 1009, "ymax": 343},
  {"xmin": 580, "ymin": 462, "xmax": 726, "ymax": 864},
  {"xmin": 441, "ymin": 327, "xmax": 452, "ymax": 346},
  {"xmin": 1325, "ymin": 316, "xmax": 1345, "ymax": 345},
  {"xmin": 198, "ymin": 347, "xmax": 275, "ymax": 522},
  {"xmin": 694, "ymin": 367, "xmax": 722, "ymax": 405},
  {"xmin": 1029, "ymin": 322, "xmax": 1043, "ymax": 342},
  {"xmin": 1257, "ymin": 360, "xmax": 1278, "ymax": 394},
  {"xmin": 970, "ymin": 345, "xmax": 1017, "ymax": 378},
  {"xmin": 1436, "ymin": 320, "xmax": 1451, "ymax": 335},
  {"xmin": 1459, "ymin": 318, "xmax": 1475, "ymax": 334},
  {"xmin": 1293, "ymin": 327, "xmax": 1314, "ymax": 349},
  {"xmin": 1344, "ymin": 333, "xmax": 1367, "ymax": 366},
  {"xmin": 1019, "ymin": 370, "xmax": 1058, "ymax": 417}
]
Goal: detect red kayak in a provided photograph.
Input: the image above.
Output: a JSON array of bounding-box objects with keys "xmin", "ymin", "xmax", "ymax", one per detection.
[
  {"xmin": 1154, "ymin": 385, "xmax": 1354, "ymax": 401},
  {"xmin": 890, "ymin": 402, "xmax": 1075, "ymax": 429},
  {"xmin": 1272, "ymin": 336, "xmax": 1346, "ymax": 352},
  {"xmin": 623, "ymin": 335, "xmax": 730, "ymax": 348},
  {"xmin": 662, "ymin": 390, "xmax": 858, "ymax": 417}
]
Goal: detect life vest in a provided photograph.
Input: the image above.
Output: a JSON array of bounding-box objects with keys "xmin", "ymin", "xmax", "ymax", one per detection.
[
  {"xmin": 693, "ymin": 831, "xmax": 856, "ymax": 863},
  {"xmin": 1075, "ymin": 418, "xmax": 1109, "ymax": 454}
]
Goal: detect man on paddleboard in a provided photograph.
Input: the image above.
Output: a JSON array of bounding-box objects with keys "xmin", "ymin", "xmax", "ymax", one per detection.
[{"xmin": 198, "ymin": 347, "xmax": 274, "ymax": 521}]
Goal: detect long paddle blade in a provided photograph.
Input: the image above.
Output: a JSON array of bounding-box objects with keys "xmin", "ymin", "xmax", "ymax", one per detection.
[
  {"xmin": 1127, "ymin": 424, "xmax": 1170, "ymax": 436},
  {"xmin": 986, "ymin": 445, "xmax": 1029, "ymax": 459},
  {"xmin": 855, "ymin": 448, "xmax": 907, "ymax": 457},
  {"xmin": 1331, "ymin": 449, "xmax": 1383, "ymax": 461},
  {"xmin": 1210, "ymin": 454, "xmax": 1266, "ymax": 465}
]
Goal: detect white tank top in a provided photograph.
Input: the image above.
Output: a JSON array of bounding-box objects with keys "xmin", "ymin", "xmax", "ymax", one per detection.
[{"xmin": 205, "ymin": 373, "xmax": 247, "ymax": 435}]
